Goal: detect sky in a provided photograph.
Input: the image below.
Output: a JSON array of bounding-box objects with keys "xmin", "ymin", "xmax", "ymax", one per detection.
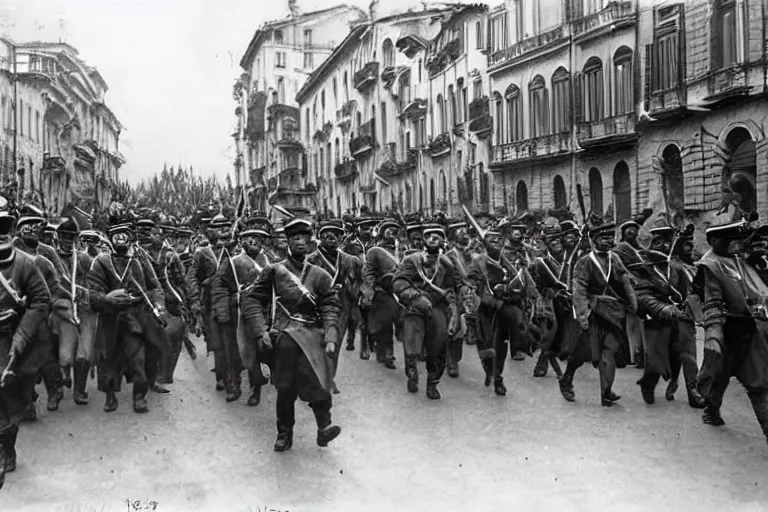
[{"xmin": 0, "ymin": 0, "xmax": 442, "ymax": 184}]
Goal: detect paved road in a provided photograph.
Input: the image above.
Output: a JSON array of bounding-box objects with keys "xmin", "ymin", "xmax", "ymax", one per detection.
[{"xmin": 3, "ymin": 335, "xmax": 768, "ymax": 512}]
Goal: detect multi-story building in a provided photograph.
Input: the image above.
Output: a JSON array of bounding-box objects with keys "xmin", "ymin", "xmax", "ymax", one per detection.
[
  {"xmin": 488, "ymin": 0, "xmax": 639, "ymax": 222},
  {"xmin": 236, "ymin": 3, "xmax": 366, "ymax": 213},
  {"xmin": 636, "ymin": 0, "xmax": 768, "ymax": 238},
  {"xmin": 0, "ymin": 39, "xmax": 123, "ymax": 211}
]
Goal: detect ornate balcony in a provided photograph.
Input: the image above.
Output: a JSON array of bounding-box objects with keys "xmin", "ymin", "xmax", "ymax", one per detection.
[
  {"xmin": 354, "ymin": 62, "xmax": 379, "ymax": 92},
  {"xmin": 247, "ymin": 92, "xmax": 268, "ymax": 141},
  {"xmin": 378, "ymin": 144, "xmax": 418, "ymax": 177},
  {"xmin": 705, "ymin": 65, "xmax": 750, "ymax": 101},
  {"xmin": 334, "ymin": 158, "xmax": 357, "ymax": 181},
  {"xmin": 427, "ymin": 132, "xmax": 451, "ymax": 158},
  {"xmin": 349, "ymin": 119, "xmax": 376, "ymax": 158},
  {"xmin": 313, "ymin": 122, "xmax": 334, "ymax": 144},
  {"xmin": 649, "ymin": 87, "xmax": 685, "ymax": 114},
  {"xmin": 400, "ymin": 98, "xmax": 428, "ymax": 120},
  {"xmin": 276, "ymin": 137, "xmax": 304, "ymax": 152},
  {"xmin": 492, "ymin": 132, "xmax": 572, "ymax": 168},
  {"xmin": 336, "ymin": 100, "xmax": 356, "ymax": 133},
  {"xmin": 489, "ymin": 25, "xmax": 566, "ymax": 69},
  {"xmin": 577, "ymin": 112, "xmax": 637, "ymax": 149},
  {"xmin": 468, "ymin": 97, "xmax": 492, "ymax": 138},
  {"xmin": 426, "ymin": 38, "xmax": 462, "ymax": 78},
  {"xmin": 571, "ymin": 1, "xmax": 636, "ymax": 42},
  {"xmin": 267, "ymin": 103, "xmax": 299, "ymax": 122}
]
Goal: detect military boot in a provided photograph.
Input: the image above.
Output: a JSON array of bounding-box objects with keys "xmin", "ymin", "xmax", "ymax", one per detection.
[
  {"xmin": 312, "ymin": 400, "xmax": 341, "ymax": 447},
  {"xmin": 405, "ymin": 355, "xmax": 419, "ymax": 393},
  {"xmin": 4, "ymin": 425, "xmax": 17, "ymax": 473},
  {"xmin": 274, "ymin": 423, "xmax": 293, "ymax": 452},
  {"xmin": 426, "ymin": 375, "xmax": 441, "ymax": 400},
  {"xmin": 133, "ymin": 384, "xmax": 149, "ymax": 413},
  {"xmin": 493, "ymin": 377, "xmax": 507, "ymax": 397},
  {"xmin": 702, "ymin": 406, "xmax": 725, "ymax": 426},
  {"xmin": 748, "ymin": 390, "xmax": 768, "ymax": 444},
  {"xmin": 73, "ymin": 359, "xmax": 90, "ymax": 406},
  {"xmin": 637, "ymin": 378, "xmax": 655, "ymax": 405},
  {"xmin": 104, "ymin": 392, "xmax": 118, "ymax": 413},
  {"xmin": 0, "ymin": 431, "xmax": 6, "ymax": 490},
  {"xmin": 665, "ymin": 379, "xmax": 679, "ymax": 401},
  {"xmin": 533, "ymin": 351, "xmax": 549, "ymax": 378},
  {"xmin": 225, "ymin": 371, "xmax": 241, "ymax": 402},
  {"xmin": 558, "ymin": 374, "xmax": 576, "ymax": 402},
  {"xmin": 47, "ymin": 385, "xmax": 64, "ymax": 412},
  {"xmin": 686, "ymin": 384, "xmax": 706, "ymax": 409},
  {"xmin": 215, "ymin": 371, "xmax": 225, "ymax": 392}
]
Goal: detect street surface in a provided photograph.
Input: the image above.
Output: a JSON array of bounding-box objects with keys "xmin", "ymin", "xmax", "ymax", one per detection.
[{"xmin": 3, "ymin": 334, "xmax": 768, "ymax": 512}]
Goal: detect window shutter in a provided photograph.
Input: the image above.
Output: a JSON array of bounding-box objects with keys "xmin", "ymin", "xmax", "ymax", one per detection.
[
  {"xmin": 573, "ymin": 72, "xmax": 583, "ymax": 125},
  {"xmin": 677, "ymin": 9, "xmax": 686, "ymax": 90},
  {"xmin": 644, "ymin": 43, "xmax": 654, "ymax": 111}
]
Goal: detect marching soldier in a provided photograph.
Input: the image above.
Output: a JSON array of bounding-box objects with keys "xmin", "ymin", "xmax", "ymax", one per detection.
[
  {"xmin": 444, "ymin": 221, "xmax": 473, "ymax": 378},
  {"xmin": 306, "ymin": 219, "xmax": 363, "ymax": 394},
  {"xmin": 0, "ymin": 206, "xmax": 52, "ymax": 489},
  {"xmin": 240, "ymin": 217, "xmax": 342, "ymax": 452},
  {"xmin": 342, "ymin": 217, "xmax": 377, "ymax": 354},
  {"xmin": 266, "ymin": 223, "xmax": 288, "ymax": 263},
  {"xmin": 211, "ymin": 216, "xmax": 272, "ymax": 405},
  {"xmin": 392, "ymin": 223, "xmax": 461, "ymax": 399},
  {"xmin": 566, "ymin": 218, "xmax": 637, "ymax": 406},
  {"xmin": 694, "ymin": 221, "xmax": 768, "ymax": 443},
  {"xmin": 360, "ymin": 219, "xmax": 402, "ymax": 369},
  {"xmin": 87, "ymin": 220, "xmax": 165, "ymax": 413}
]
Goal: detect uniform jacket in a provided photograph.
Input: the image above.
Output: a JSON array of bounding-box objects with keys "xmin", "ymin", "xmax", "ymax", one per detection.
[
  {"xmin": 306, "ymin": 247, "xmax": 363, "ymax": 306},
  {"xmin": 211, "ymin": 249, "xmax": 270, "ymax": 324},
  {"xmin": 392, "ymin": 252, "xmax": 461, "ymax": 309},
  {"xmin": 361, "ymin": 243, "xmax": 399, "ymax": 301},
  {"xmin": 186, "ymin": 245, "xmax": 222, "ymax": 314}
]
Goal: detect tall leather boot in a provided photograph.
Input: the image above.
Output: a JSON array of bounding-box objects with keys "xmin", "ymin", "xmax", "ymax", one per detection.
[
  {"xmin": 405, "ymin": 355, "xmax": 419, "ymax": 393},
  {"xmin": 104, "ymin": 391, "xmax": 118, "ymax": 413},
  {"xmin": 426, "ymin": 373, "xmax": 441, "ymax": 400},
  {"xmin": 4, "ymin": 424, "xmax": 17, "ymax": 473},
  {"xmin": 533, "ymin": 350, "xmax": 549, "ymax": 378},
  {"xmin": 43, "ymin": 364, "xmax": 64, "ymax": 412},
  {"xmin": 311, "ymin": 399, "xmax": 341, "ymax": 447},
  {"xmin": 747, "ymin": 389, "xmax": 768, "ymax": 444},
  {"xmin": 225, "ymin": 371, "xmax": 241, "ymax": 402},
  {"xmin": 0, "ymin": 429, "xmax": 7, "ymax": 490},
  {"xmin": 274, "ymin": 391, "xmax": 296, "ymax": 452},
  {"xmin": 215, "ymin": 371, "xmax": 225, "ymax": 392},
  {"xmin": 73, "ymin": 359, "xmax": 90, "ymax": 406},
  {"xmin": 133, "ymin": 383, "xmax": 149, "ymax": 413},
  {"xmin": 274, "ymin": 422, "xmax": 293, "ymax": 452},
  {"xmin": 686, "ymin": 383, "xmax": 706, "ymax": 409},
  {"xmin": 359, "ymin": 326, "xmax": 371, "ymax": 360},
  {"xmin": 247, "ymin": 369, "xmax": 266, "ymax": 406},
  {"xmin": 480, "ymin": 357, "xmax": 494, "ymax": 387}
]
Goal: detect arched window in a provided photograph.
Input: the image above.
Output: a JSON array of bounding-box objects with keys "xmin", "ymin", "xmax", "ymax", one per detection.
[
  {"xmin": 552, "ymin": 68, "xmax": 570, "ymax": 133},
  {"xmin": 516, "ymin": 180, "xmax": 528, "ymax": 212},
  {"xmin": 505, "ymin": 84, "xmax": 522, "ymax": 142},
  {"xmin": 529, "ymin": 75, "xmax": 550, "ymax": 138},
  {"xmin": 726, "ymin": 127, "xmax": 757, "ymax": 212},
  {"xmin": 589, "ymin": 167, "xmax": 603, "ymax": 214},
  {"xmin": 583, "ymin": 57, "xmax": 604, "ymax": 122},
  {"xmin": 493, "ymin": 91, "xmax": 503, "ymax": 145},
  {"xmin": 382, "ymin": 38, "xmax": 395, "ymax": 67},
  {"xmin": 661, "ymin": 144, "xmax": 684, "ymax": 215},
  {"xmin": 613, "ymin": 161, "xmax": 632, "ymax": 222},
  {"xmin": 613, "ymin": 47, "xmax": 633, "ymax": 115},
  {"xmin": 277, "ymin": 78, "xmax": 285, "ymax": 104},
  {"xmin": 553, "ymin": 175, "xmax": 567, "ymax": 209},
  {"xmin": 436, "ymin": 94, "xmax": 445, "ymax": 133}
]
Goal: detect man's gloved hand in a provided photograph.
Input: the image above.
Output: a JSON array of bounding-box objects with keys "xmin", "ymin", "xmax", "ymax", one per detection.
[
  {"xmin": 660, "ymin": 304, "xmax": 681, "ymax": 321},
  {"xmin": 400, "ymin": 288, "xmax": 421, "ymax": 306}
]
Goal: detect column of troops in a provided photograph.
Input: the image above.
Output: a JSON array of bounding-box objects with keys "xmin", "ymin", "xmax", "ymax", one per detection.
[{"xmin": 0, "ymin": 192, "xmax": 768, "ymax": 490}]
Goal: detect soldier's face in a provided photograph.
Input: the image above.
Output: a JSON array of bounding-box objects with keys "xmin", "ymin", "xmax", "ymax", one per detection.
[
  {"xmin": 408, "ymin": 232, "xmax": 423, "ymax": 249},
  {"xmin": 547, "ymin": 236, "xmax": 563, "ymax": 255},
  {"xmin": 593, "ymin": 233, "xmax": 615, "ymax": 251},
  {"xmin": 649, "ymin": 235, "xmax": 670, "ymax": 253},
  {"xmin": 321, "ymin": 230, "xmax": 340, "ymax": 250},
  {"xmin": 484, "ymin": 234, "xmax": 503, "ymax": 254},
  {"xmin": 510, "ymin": 229, "xmax": 524, "ymax": 243},
  {"xmin": 682, "ymin": 241, "xmax": 694, "ymax": 259},
  {"xmin": 18, "ymin": 222, "xmax": 42, "ymax": 243},
  {"xmin": 288, "ymin": 233, "xmax": 310, "ymax": 256},
  {"xmin": 110, "ymin": 231, "xmax": 131, "ymax": 252},
  {"xmin": 274, "ymin": 234, "xmax": 288, "ymax": 250},
  {"xmin": 623, "ymin": 226, "xmax": 638, "ymax": 241},
  {"xmin": 563, "ymin": 232, "xmax": 577, "ymax": 249},
  {"xmin": 359, "ymin": 226, "xmax": 372, "ymax": 240},
  {"xmin": 382, "ymin": 227, "xmax": 397, "ymax": 241},
  {"xmin": 241, "ymin": 234, "xmax": 263, "ymax": 255},
  {"xmin": 59, "ymin": 233, "xmax": 77, "ymax": 254},
  {"xmin": 424, "ymin": 232, "xmax": 445, "ymax": 252},
  {"xmin": 455, "ymin": 230, "xmax": 470, "ymax": 248}
]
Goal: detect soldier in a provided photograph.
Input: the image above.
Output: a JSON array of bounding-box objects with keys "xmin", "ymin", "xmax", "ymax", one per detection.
[
  {"xmin": 54, "ymin": 217, "xmax": 97, "ymax": 406},
  {"xmin": 0, "ymin": 206, "xmax": 52, "ymax": 489},
  {"xmin": 342, "ymin": 217, "xmax": 377, "ymax": 354},
  {"xmin": 403, "ymin": 218, "xmax": 424, "ymax": 257},
  {"xmin": 694, "ymin": 221, "xmax": 768, "ymax": 443},
  {"xmin": 444, "ymin": 222, "xmax": 473, "ymax": 378},
  {"xmin": 306, "ymin": 219, "xmax": 363, "ymax": 394},
  {"xmin": 211, "ymin": 216, "xmax": 272, "ymax": 405},
  {"xmin": 87, "ymin": 221, "xmax": 165, "ymax": 413},
  {"xmin": 266, "ymin": 222, "xmax": 288, "ymax": 263},
  {"xmin": 360, "ymin": 219, "xmax": 402, "ymax": 369},
  {"xmin": 187, "ymin": 214, "xmax": 231, "ymax": 391},
  {"xmin": 240, "ymin": 217, "xmax": 342, "ymax": 452},
  {"xmin": 529, "ymin": 218, "xmax": 567, "ymax": 379},
  {"xmin": 566, "ymin": 218, "xmax": 637, "ymax": 406},
  {"xmin": 500, "ymin": 222, "xmax": 536, "ymax": 362},
  {"xmin": 392, "ymin": 223, "xmax": 461, "ymax": 399}
]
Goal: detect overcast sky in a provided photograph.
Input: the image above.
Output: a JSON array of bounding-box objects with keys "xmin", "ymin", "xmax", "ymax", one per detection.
[{"xmin": 0, "ymin": 0, "xmax": 451, "ymax": 184}]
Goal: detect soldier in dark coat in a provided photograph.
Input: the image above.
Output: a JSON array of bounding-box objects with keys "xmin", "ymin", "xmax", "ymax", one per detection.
[
  {"xmin": 211, "ymin": 217, "xmax": 272, "ymax": 405},
  {"xmin": 187, "ymin": 214, "xmax": 230, "ymax": 391},
  {"xmin": 87, "ymin": 222, "xmax": 165, "ymax": 414},
  {"xmin": 392, "ymin": 224, "xmax": 461, "ymax": 399},
  {"xmin": 0, "ymin": 208, "xmax": 51, "ymax": 489},
  {"xmin": 694, "ymin": 221, "xmax": 768, "ymax": 443},
  {"xmin": 444, "ymin": 222, "xmax": 473, "ymax": 378},
  {"xmin": 566, "ymin": 221, "xmax": 637, "ymax": 406},
  {"xmin": 360, "ymin": 219, "xmax": 402, "ymax": 368},
  {"xmin": 54, "ymin": 217, "xmax": 97, "ymax": 406},
  {"xmin": 306, "ymin": 219, "xmax": 363, "ymax": 393},
  {"xmin": 467, "ymin": 224, "xmax": 538, "ymax": 396},
  {"xmin": 342, "ymin": 218, "xmax": 377, "ymax": 355},
  {"xmin": 266, "ymin": 222, "xmax": 287, "ymax": 263},
  {"xmin": 240, "ymin": 218, "xmax": 342, "ymax": 452}
]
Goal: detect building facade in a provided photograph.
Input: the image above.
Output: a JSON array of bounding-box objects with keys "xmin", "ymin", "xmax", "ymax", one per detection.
[
  {"xmin": 235, "ymin": 3, "xmax": 366, "ymax": 214},
  {"xmin": 0, "ymin": 39, "xmax": 123, "ymax": 211}
]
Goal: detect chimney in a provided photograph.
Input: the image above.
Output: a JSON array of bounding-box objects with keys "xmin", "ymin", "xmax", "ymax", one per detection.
[{"xmin": 288, "ymin": 0, "xmax": 300, "ymax": 17}]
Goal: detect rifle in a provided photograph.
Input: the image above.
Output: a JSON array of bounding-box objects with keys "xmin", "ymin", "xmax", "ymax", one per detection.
[{"xmin": 71, "ymin": 241, "xmax": 80, "ymax": 325}]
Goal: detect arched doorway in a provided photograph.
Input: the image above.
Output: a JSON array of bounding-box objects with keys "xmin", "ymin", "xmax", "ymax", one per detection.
[
  {"xmin": 553, "ymin": 174, "xmax": 567, "ymax": 209},
  {"xmin": 725, "ymin": 127, "xmax": 757, "ymax": 213},
  {"xmin": 613, "ymin": 161, "xmax": 631, "ymax": 222},
  {"xmin": 588, "ymin": 167, "xmax": 603, "ymax": 215},
  {"xmin": 516, "ymin": 180, "xmax": 528, "ymax": 212},
  {"xmin": 661, "ymin": 144, "xmax": 683, "ymax": 217}
]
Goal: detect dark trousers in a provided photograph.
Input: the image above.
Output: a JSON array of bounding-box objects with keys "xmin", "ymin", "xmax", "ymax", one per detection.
[
  {"xmin": 560, "ymin": 318, "xmax": 620, "ymax": 398},
  {"xmin": 212, "ymin": 321, "xmax": 243, "ymax": 385},
  {"xmin": 493, "ymin": 303, "xmax": 527, "ymax": 380},
  {"xmin": 401, "ymin": 307, "xmax": 448, "ymax": 384},
  {"xmin": 97, "ymin": 332, "xmax": 149, "ymax": 397}
]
